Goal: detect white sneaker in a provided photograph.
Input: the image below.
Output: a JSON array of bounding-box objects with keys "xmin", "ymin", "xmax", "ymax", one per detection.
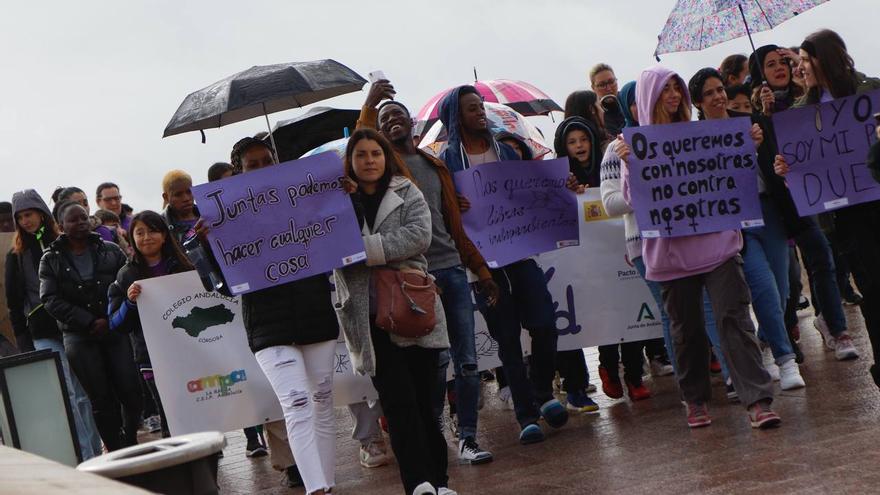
[
  {"xmin": 833, "ymin": 333, "xmax": 860, "ymax": 361},
  {"xmin": 762, "ymin": 347, "xmax": 780, "ymax": 381},
  {"xmin": 779, "ymin": 359, "xmax": 806, "ymax": 390},
  {"xmin": 359, "ymin": 439, "xmax": 390, "ymax": 468},
  {"xmin": 413, "ymin": 481, "xmax": 436, "ymax": 495},
  {"xmin": 650, "ymin": 357, "xmax": 674, "ymax": 377},
  {"xmin": 497, "ymin": 386, "xmax": 513, "ymax": 410},
  {"xmin": 458, "ymin": 437, "xmax": 493, "ymax": 465},
  {"xmin": 438, "ymin": 488, "xmax": 458, "ymax": 495},
  {"xmin": 813, "ymin": 316, "xmax": 835, "ymax": 351}
]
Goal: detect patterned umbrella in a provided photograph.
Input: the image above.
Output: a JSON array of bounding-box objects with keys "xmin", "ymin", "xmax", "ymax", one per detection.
[
  {"xmin": 654, "ymin": 0, "xmax": 829, "ymax": 57},
  {"xmin": 414, "ymin": 79, "xmax": 561, "ymax": 136},
  {"xmin": 417, "ymin": 102, "xmax": 552, "ymax": 160}
]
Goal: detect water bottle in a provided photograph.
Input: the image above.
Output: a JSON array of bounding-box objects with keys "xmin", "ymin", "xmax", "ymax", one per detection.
[{"xmin": 183, "ymin": 236, "xmax": 225, "ymax": 293}]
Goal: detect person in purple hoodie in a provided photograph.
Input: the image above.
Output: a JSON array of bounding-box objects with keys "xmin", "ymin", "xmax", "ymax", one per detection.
[{"xmin": 620, "ymin": 66, "xmax": 780, "ymax": 429}]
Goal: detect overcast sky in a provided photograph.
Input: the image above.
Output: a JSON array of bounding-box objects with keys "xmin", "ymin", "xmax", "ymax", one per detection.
[{"xmin": 1, "ymin": 0, "xmax": 874, "ymax": 213}]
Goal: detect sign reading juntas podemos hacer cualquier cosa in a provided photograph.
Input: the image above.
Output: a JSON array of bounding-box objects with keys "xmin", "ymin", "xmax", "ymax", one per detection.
[
  {"xmin": 191, "ymin": 152, "xmax": 366, "ymax": 295},
  {"xmin": 623, "ymin": 117, "xmax": 764, "ymax": 238},
  {"xmin": 772, "ymin": 88, "xmax": 880, "ymax": 216},
  {"xmin": 452, "ymin": 157, "xmax": 579, "ymax": 268}
]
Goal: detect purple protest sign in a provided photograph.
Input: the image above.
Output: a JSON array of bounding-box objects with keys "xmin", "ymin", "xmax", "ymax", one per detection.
[
  {"xmin": 192, "ymin": 152, "xmax": 365, "ymax": 295},
  {"xmin": 452, "ymin": 158, "xmax": 578, "ymax": 268},
  {"xmin": 622, "ymin": 117, "xmax": 763, "ymax": 238},
  {"xmin": 772, "ymin": 89, "xmax": 880, "ymax": 215}
]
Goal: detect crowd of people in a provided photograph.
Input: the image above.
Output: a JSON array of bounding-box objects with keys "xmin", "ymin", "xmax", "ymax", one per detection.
[{"xmin": 2, "ymin": 27, "xmax": 880, "ymax": 495}]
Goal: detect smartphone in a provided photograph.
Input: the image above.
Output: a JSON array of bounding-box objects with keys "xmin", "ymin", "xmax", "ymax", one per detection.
[{"xmin": 368, "ymin": 70, "xmax": 387, "ymax": 83}]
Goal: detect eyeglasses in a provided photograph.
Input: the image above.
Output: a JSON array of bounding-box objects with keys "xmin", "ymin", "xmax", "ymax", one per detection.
[{"xmin": 595, "ymin": 78, "xmax": 618, "ymax": 90}]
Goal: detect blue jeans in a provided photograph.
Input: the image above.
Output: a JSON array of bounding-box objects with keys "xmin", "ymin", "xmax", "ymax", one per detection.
[
  {"xmin": 431, "ymin": 265, "xmax": 480, "ymax": 440},
  {"xmin": 796, "ymin": 216, "xmax": 847, "ymax": 335},
  {"xmin": 33, "ymin": 338, "xmax": 103, "ymax": 460},
  {"xmin": 743, "ymin": 198, "xmax": 795, "ymax": 364},
  {"xmin": 633, "ymin": 257, "xmax": 730, "ymax": 380},
  {"xmin": 474, "ymin": 259, "xmax": 557, "ymax": 429}
]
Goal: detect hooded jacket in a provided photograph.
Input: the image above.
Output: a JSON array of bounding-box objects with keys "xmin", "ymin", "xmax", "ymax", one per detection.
[
  {"xmin": 494, "ymin": 131, "xmax": 534, "ymax": 160},
  {"xmin": 333, "ymin": 176, "xmax": 449, "ymax": 376},
  {"xmin": 357, "ymin": 105, "xmax": 493, "ymax": 281},
  {"xmin": 554, "ymin": 116, "xmax": 603, "ymax": 186},
  {"xmin": 39, "ymin": 233, "xmax": 127, "ymax": 334},
  {"xmin": 5, "ymin": 190, "xmax": 57, "ymax": 345},
  {"xmin": 619, "ymin": 81, "xmax": 638, "ymax": 128},
  {"xmin": 437, "ymin": 86, "xmax": 520, "ymax": 174},
  {"xmin": 621, "ymin": 66, "xmax": 743, "ymax": 282}
]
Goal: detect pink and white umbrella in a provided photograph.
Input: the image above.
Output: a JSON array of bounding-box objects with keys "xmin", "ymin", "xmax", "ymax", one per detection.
[
  {"xmin": 418, "ymin": 102, "xmax": 551, "ymax": 160},
  {"xmin": 414, "ymin": 79, "xmax": 561, "ymax": 136}
]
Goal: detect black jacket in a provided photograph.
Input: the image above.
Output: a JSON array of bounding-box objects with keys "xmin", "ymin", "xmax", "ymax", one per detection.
[
  {"xmin": 745, "ymin": 110, "xmax": 811, "ymax": 237},
  {"xmin": 198, "ymin": 236, "xmax": 339, "ymax": 353},
  {"xmin": 5, "ymin": 244, "xmax": 54, "ymax": 346},
  {"xmin": 161, "ymin": 205, "xmax": 200, "ymax": 248},
  {"xmin": 869, "ymin": 140, "xmax": 880, "ymax": 184},
  {"xmin": 107, "ymin": 258, "xmax": 190, "ymax": 365},
  {"xmin": 39, "ymin": 234, "xmax": 127, "ymax": 334},
  {"xmin": 241, "ymin": 274, "xmax": 339, "ymax": 353}
]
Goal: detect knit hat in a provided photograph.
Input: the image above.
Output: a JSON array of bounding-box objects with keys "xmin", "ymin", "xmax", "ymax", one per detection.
[{"xmin": 11, "ymin": 189, "xmax": 52, "ymax": 218}]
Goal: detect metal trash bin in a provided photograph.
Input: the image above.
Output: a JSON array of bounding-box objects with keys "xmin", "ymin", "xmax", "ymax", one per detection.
[{"xmin": 77, "ymin": 431, "xmax": 225, "ymax": 495}]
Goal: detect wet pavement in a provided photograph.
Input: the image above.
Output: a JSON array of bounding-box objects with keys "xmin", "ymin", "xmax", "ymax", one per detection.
[{"xmin": 207, "ymin": 304, "xmax": 879, "ymax": 494}]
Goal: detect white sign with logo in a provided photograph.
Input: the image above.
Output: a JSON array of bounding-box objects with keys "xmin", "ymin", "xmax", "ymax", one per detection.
[
  {"xmin": 542, "ymin": 189, "xmax": 664, "ymax": 350},
  {"xmin": 469, "ymin": 189, "xmax": 663, "ymax": 362},
  {"xmin": 138, "ymin": 271, "xmax": 377, "ymax": 436}
]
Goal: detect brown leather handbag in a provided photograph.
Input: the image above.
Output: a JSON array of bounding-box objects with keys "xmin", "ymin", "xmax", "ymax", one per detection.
[{"xmin": 373, "ymin": 268, "xmax": 437, "ymax": 338}]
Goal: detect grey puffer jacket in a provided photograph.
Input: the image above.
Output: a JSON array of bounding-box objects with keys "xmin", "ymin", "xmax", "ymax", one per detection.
[{"xmin": 333, "ymin": 176, "xmax": 449, "ymax": 376}]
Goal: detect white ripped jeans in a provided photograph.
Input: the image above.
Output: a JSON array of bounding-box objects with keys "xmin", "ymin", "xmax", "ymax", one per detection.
[{"xmin": 255, "ymin": 340, "xmax": 336, "ymax": 494}]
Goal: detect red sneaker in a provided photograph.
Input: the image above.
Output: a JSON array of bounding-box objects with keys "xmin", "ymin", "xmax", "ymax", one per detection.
[
  {"xmin": 625, "ymin": 379, "xmax": 652, "ymax": 401},
  {"xmin": 748, "ymin": 400, "xmax": 781, "ymax": 429},
  {"xmin": 686, "ymin": 403, "xmax": 712, "ymax": 428},
  {"xmin": 709, "ymin": 352, "xmax": 722, "ymax": 374},
  {"xmin": 598, "ymin": 366, "xmax": 624, "ymax": 399}
]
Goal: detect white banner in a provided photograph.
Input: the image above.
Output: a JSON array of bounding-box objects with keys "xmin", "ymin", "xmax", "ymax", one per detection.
[
  {"xmin": 137, "ymin": 271, "xmax": 376, "ymax": 436},
  {"xmin": 542, "ymin": 189, "xmax": 664, "ymax": 350},
  {"xmin": 468, "ymin": 189, "xmax": 662, "ymax": 367}
]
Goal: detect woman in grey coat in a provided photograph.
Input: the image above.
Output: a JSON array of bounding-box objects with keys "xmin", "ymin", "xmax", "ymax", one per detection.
[{"xmin": 334, "ymin": 128, "xmax": 452, "ymax": 495}]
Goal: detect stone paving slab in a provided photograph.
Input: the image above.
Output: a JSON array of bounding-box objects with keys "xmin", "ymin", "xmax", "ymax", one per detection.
[{"xmin": 208, "ymin": 305, "xmax": 879, "ymax": 494}]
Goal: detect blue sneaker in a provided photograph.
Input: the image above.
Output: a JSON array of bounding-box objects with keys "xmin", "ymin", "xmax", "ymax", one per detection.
[
  {"xmin": 519, "ymin": 423, "xmax": 545, "ymax": 445},
  {"xmin": 540, "ymin": 399, "xmax": 569, "ymax": 428},
  {"xmin": 566, "ymin": 390, "xmax": 599, "ymax": 413}
]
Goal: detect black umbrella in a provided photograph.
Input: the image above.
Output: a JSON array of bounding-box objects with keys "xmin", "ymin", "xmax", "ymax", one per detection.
[
  {"xmin": 163, "ymin": 59, "xmax": 367, "ymax": 154},
  {"xmin": 269, "ymin": 107, "xmax": 360, "ymax": 162}
]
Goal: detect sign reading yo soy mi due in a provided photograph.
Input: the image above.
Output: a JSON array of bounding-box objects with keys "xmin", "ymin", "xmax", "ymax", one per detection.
[
  {"xmin": 192, "ymin": 152, "xmax": 366, "ymax": 295},
  {"xmin": 623, "ymin": 117, "xmax": 764, "ymax": 238},
  {"xmin": 773, "ymin": 88, "xmax": 880, "ymax": 215}
]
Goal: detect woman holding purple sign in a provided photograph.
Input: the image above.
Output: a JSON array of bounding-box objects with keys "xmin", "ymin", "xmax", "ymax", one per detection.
[
  {"xmin": 333, "ymin": 128, "xmax": 454, "ymax": 495},
  {"xmin": 689, "ymin": 68, "xmax": 805, "ymax": 391},
  {"xmin": 198, "ymin": 137, "xmax": 340, "ymax": 495},
  {"xmin": 774, "ymin": 29, "xmax": 880, "ymax": 388},
  {"xmin": 750, "ymin": 41, "xmax": 860, "ymax": 365},
  {"xmin": 621, "ymin": 66, "xmax": 779, "ymax": 429}
]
